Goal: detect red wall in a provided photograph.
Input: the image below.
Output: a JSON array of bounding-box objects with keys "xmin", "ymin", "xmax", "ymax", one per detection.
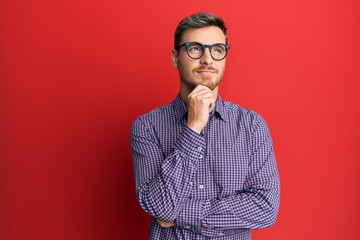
[{"xmin": 1, "ymin": 0, "xmax": 359, "ymax": 239}]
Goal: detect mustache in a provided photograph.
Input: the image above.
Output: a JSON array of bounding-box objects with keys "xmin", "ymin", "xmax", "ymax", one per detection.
[{"xmin": 194, "ymin": 66, "xmax": 218, "ymax": 72}]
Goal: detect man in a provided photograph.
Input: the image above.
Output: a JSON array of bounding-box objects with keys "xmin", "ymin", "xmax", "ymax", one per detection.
[{"xmin": 130, "ymin": 12, "xmax": 280, "ymax": 239}]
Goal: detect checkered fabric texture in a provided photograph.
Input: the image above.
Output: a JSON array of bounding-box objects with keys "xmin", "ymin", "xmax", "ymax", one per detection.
[{"xmin": 131, "ymin": 95, "xmax": 280, "ymax": 239}]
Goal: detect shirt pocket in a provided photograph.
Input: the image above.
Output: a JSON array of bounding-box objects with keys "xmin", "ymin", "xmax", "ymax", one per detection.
[{"xmin": 210, "ymin": 147, "xmax": 249, "ymax": 197}]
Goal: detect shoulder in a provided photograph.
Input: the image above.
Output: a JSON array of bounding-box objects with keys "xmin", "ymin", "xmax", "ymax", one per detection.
[
  {"xmin": 221, "ymin": 99, "xmax": 271, "ymax": 137},
  {"xmin": 223, "ymin": 100, "xmax": 272, "ymax": 145},
  {"xmin": 223, "ymin": 100, "xmax": 264, "ymax": 122},
  {"xmin": 136, "ymin": 101, "xmax": 175, "ymax": 122},
  {"xmin": 131, "ymin": 101, "xmax": 176, "ymax": 131}
]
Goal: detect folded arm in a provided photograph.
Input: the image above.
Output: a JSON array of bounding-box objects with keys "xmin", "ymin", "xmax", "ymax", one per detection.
[
  {"xmin": 131, "ymin": 117, "xmax": 206, "ymax": 222},
  {"xmin": 175, "ymin": 115, "xmax": 280, "ymax": 236}
]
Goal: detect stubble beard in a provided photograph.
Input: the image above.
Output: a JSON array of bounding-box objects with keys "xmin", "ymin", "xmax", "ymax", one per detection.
[{"xmin": 179, "ymin": 69, "xmax": 223, "ymax": 92}]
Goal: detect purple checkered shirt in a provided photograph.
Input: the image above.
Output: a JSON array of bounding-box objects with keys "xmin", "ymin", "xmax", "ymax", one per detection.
[{"xmin": 131, "ymin": 95, "xmax": 280, "ymax": 239}]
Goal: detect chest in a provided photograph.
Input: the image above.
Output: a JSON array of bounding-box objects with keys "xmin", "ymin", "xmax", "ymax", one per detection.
[{"xmin": 160, "ymin": 117, "xmax": 251, "ymax": 198}]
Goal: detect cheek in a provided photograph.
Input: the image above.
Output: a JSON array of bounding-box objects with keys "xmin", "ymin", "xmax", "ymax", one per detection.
[
  {"xmin": 219, "ymin": 62, "xmax": 226, "ymax": 73},
  {"xmin": 214, "ymin": 62, "xmax": 225, "ymax": 72},
  {"xmin": 221, "ymin": 60, "xmax": 226, "ymax": 69},
  {"xmin": 179, "ymin": 59, "xmax": 196, "ymax": 73}
]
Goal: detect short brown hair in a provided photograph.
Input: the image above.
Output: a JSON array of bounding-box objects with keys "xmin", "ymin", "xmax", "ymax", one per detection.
[{"xmin": 174, "ymin": 12, "xmax": 228, "ymax": 49}]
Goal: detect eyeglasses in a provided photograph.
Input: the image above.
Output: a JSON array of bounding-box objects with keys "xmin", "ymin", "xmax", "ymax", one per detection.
[{"xmin": 176, "ymin": 41, "xmax": 230, "ymax": 61}]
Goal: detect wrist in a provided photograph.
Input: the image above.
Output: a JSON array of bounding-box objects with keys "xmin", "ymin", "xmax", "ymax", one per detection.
[{"xmin": 187, "ymin": 122, "xmax": 203, "ymax": 134}]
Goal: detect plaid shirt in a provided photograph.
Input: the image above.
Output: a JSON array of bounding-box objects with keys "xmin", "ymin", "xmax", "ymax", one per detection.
[{"xmin": 131, "ymin": 95, "xmax": 280, "ymax": 239}]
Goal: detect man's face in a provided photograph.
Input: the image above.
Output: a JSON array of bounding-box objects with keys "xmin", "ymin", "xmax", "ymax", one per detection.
[{"xmin": 172, "ymin": 26, "xmax": 227, "ymax": 92}]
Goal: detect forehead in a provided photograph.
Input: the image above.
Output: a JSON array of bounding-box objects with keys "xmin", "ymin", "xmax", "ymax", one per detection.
[{"xmin": 181, "ymin": 26, "xmax": 226, "ymax": 45}]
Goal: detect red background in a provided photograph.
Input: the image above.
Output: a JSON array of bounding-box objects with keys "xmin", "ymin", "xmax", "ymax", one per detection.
[{"xmin": 1, "ymin": 0, "xmax": 359, "ymax": 239}]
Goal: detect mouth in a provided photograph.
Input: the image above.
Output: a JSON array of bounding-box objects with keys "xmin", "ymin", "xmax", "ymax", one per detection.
[
  {"xmin": 196, "ymin": 69, "xmax": 217, "ymax": 75},
  {"xmin": 197, "ymin": 71, "xmax": 214, "ymax": 75}
]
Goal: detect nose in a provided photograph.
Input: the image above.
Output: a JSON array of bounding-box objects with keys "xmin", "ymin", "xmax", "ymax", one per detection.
[{"xmin": 199, "ymin": 47, "xmax": 213, "ymax": 65}]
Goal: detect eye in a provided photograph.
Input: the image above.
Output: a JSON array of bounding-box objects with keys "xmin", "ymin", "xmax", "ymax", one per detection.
[
  {"xmin": 212, "ymin": 45, "xmax": 225, "ymax": 54},
  {"xmin": 213, "ymin": 48, "xmax": 222, "ymax": 53},
  {"xmin": 189, "ymin": 46, "xmax": 201, "ymax": 52}
]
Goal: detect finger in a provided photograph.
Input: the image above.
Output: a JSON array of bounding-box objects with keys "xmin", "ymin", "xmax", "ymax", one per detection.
[
  {"xmin": 209, "ymin": 102, "xmax": 215, "ymax": 112},
  {"xmin": 188, "ymin": 95, "xmax": 214, "ymax": 108},
  {"xmin": 157, "ymin": 220, "xmax": 175, "ymax": 228},
  {"xmin": 188, "ymin": 88, "xmax": 211, "ymax": 99},
  {"xmin": 189, "ymin": 85, "xmax": 212, "ymax": 95},
  {"xmin": 193, "ymin": 84, "xmax": 210, "ymax": 91},
  {"xmin": 188, "ymin": 88, "xmax": 214, "ymax": 100}
]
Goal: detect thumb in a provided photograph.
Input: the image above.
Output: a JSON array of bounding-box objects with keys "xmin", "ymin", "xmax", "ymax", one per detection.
[{"xmin": 209, "ymin": 102, "xmax": 215, "ymax": 112}]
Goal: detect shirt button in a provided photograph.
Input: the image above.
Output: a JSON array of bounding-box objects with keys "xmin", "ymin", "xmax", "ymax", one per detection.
[
  {"xmin": 185, "ymin": 225, "xmax": 190, "ymax": 229},
  {"xmin": 199, "ymin": 154, "xmax": 203, "ymax": 159},
  {"xmin": 189, "ymin": 181, "xmax": 193, "ymax": 186},
  {"xmin": 199, "ymin": 184, "xmax": 204, "ymax": 189},
  {"xmin": 197, "ymin": 146, "xmax": 203, "ymax": 151}
]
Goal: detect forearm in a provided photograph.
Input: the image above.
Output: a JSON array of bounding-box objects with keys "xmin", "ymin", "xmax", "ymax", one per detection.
[
  {"xmin": 204, "ymin": 182, "xmax": 280, "ymax": 229},
  {"xmin": 131, "ymin": 119, "xmax": 206, "ymax": 221},
  {"xmin": 176, "ymin": 180, "xmax": 280, "ymax": 235},
  {"xmin": 176, "ymin": 133, "xmax": 280, "ymax": 235},
  {"xmin": 136, "ymin": 150, "xmax": 197, "ymax": 221}
]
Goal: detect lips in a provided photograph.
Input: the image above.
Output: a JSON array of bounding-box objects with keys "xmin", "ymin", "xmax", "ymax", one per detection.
[{"xmin": 195, "ymin": 68, "xmax": 217, "ymax": 74}]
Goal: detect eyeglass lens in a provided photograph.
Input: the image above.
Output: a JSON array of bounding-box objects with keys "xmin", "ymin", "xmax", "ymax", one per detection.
[{"xmin": 186, "ymin": 43, "xmax": 227, "ymax": 60}]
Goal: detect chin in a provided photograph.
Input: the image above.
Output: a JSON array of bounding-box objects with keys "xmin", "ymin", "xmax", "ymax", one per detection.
[
  {"xmin": 201, "ymin": 83, "xmax": 216, "ymax": 90},
  {"xmin": 181, "ymin": 76, "xmax": 220, "ymax": 91},
  {"xmin": 200, "ymin": 79, "xmax": 220, "ymax": 90}
]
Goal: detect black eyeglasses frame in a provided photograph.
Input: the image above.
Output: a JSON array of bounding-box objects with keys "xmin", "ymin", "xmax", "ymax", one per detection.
[{"xmin": 176, "ymin": 41, "xmax": 230, "ymax": 61}]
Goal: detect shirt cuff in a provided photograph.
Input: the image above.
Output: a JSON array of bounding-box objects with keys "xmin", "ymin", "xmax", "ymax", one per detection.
[
  {"xmin": 176, "ymin": 198, "xmax": 205, "ymax": 233},
  {"xmin": 174, "ymin": 126, "xmax": 206, "ymax": 162}
]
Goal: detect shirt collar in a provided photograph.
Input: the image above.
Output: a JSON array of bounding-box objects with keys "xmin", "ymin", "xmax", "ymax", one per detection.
[
  {"xmin": 173, "ymin": 94, "xmax": 188, "ymax": 123},
  {"xmin": 173, "ymin": 94, "xmax": 228, "ymax": 123}
]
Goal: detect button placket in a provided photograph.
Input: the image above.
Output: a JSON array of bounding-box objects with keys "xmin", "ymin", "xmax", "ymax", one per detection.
[
  {"xmin": 197, "ymin": 146, "xmax": 204, "ymax": 160},
  {"xmin": 194, "ymin": 145, "xmax": 205, "ymax": 197}
]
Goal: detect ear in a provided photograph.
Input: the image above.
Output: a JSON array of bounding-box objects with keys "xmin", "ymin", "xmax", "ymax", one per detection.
[{"xmin": 171, "ymin": 49, "xmax": 179, "ymax": 68}]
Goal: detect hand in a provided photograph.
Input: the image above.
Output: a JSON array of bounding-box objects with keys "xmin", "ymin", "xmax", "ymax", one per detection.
[
  {"xmin": 157, "ymin": 220, "xmax": 176, "ymax": 228},
  {"xmin": 187, "ymin": 85, "xmax": 216, "ymax": 134}
]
